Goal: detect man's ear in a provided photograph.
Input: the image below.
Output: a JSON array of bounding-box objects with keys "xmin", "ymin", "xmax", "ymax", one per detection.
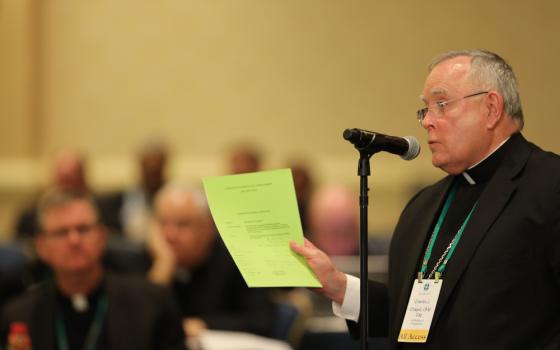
[{"xmin": 485, "ymin": 91, "xmax": 505, "ymax": 130}]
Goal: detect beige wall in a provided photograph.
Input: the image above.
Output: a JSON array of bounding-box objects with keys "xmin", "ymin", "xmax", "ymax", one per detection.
[{"xmin": 1, "ymin": 0, "xmax": 560, "ymax": 240}]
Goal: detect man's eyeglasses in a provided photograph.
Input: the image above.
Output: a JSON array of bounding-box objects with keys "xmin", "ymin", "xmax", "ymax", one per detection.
[
  {"xmin": 42, "ymin": 222, "xmax": 99, "ymax": 240},
  {"xmin": 416, "ymin": 91, "xmax": 489, "ymax": 123}
]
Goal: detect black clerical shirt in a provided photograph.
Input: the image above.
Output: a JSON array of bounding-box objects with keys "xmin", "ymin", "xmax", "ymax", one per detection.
[
  {"xmin": 399, "ymin": 136, "xmax": 516, "ymax": 350},
  {"xmin": 55, "ymin": 284, "xmax": 108, "ymax": 350},
  {"xmin": 423, "ymin": 135, "xmax": 513, "ymax": 281}
]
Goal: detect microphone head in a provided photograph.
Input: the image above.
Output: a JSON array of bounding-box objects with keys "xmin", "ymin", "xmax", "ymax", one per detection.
[
  {"xmin": 401, "ymin": 136, "xmax": 421, "ymax": 160},
  {"xmin": 342, "ymin": 128, "xmax": 361, "ymax": 143},
  {"xmin": 342, "ymin": 128, "xmax": 353, "ymax": 140}
]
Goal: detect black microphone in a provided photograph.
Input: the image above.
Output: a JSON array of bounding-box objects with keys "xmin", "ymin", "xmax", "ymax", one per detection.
[{"xmin": 343, "ymin": 128, "xmax": 421, "ymax": 160}]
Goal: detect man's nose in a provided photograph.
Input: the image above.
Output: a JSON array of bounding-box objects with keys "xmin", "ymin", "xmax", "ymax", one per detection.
[
  {"xmin": 421, "ymin": 110, "xmax": 435, "ymax": 129},
  {"xmin": 160, "ymin": 224, "xmax": 178, "ymax": 240},
  {"xmin": 67, "ymin": 229, "xmax": 82, "ymax": 243}
]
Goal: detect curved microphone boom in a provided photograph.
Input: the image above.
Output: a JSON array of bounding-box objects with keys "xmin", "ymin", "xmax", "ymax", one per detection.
[{"xmin": 343, "ymin": 128, "xmax": 420, "ymax": 160}]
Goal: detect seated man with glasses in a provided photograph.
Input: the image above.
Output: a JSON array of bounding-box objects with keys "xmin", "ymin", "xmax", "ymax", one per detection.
[
  {"xmin": 148, "ymin": 184, "xmax": 275, "ymax": 340},
  {"xmin": 0, "ymin": 188, "xmax": 187, "ymax": 350},
  {"xmin": 291, "ymin": 49, "xmax": 560, "ymax": 349}
]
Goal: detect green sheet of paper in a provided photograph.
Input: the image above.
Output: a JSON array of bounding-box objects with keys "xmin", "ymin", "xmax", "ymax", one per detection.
[{"xmin": 203, "ymin": 169, "xmax": 321, "ymax": 288}]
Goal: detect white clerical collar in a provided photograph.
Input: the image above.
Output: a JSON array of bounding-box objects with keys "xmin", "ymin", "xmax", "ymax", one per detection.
[
  {"xmin": 461, "ymin": 136, "xmax": 511, "ymax": 186},
  {"xmin": 71, "ymin": 294, "xmax": 89, "ymax": 312}
]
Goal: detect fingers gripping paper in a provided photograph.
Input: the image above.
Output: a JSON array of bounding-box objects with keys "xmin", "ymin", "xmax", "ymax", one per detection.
[{"xmin": 203, "ymin": 169, "xmax": 321, "ymax": 287}]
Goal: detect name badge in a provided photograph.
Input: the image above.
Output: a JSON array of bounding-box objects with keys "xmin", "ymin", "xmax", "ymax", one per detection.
[{"xmin": 398, "ymin": 279, "xmax": 443, "ymax": 343}]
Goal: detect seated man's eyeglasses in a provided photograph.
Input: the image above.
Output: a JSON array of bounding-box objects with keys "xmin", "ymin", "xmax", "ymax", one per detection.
[
  {"xmin": 42, "ymin": 222, "xmax": 99, "ymax": 240},
  {"xmin": 416, "ymin": 91, "xmax": 489, "ymax": 123}
]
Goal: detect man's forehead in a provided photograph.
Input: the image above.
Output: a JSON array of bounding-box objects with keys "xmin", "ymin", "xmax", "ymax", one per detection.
[
  {"xmin": 421, "ymin": 59, "xmax": 472, "ymax": 101},
  {"xmin": 157, "ymin": 202, "xmax": 204, "ymax": 223},
  {"xmin": 43, "ymin": 200, "xmax": 96, "ymax": 222},
  {"xmin": 159, "ymin": 194, "xmax": 197, "ymax": 211}
]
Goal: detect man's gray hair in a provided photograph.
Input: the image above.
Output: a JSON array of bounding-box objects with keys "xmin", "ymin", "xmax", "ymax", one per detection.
[
  {"xmin": 428, "ymin": 49, "xmax": 524, "ymax": 130},
  {"xmin": 155, "ymin": 182, "xmax": 211, "ymax": 215}
]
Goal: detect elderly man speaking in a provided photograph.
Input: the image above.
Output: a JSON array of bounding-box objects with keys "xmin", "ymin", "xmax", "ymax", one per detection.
[{"xmin": 291, "ymin": 49, "xmax": 560, "ymax": 349}]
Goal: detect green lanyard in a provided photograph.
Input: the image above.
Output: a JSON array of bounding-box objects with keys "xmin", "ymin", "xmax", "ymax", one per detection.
[
  {"xmin": 419, "ymin": 183, "xmax": 478, "ymax": 280},
  {"xmin": 55, "ymin": 295, "xmax": 108, "ymax": 350}
]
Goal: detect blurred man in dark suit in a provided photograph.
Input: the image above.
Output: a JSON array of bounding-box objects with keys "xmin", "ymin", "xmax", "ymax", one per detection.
[
  {"xmin": 1, "ymin": 189, "xmax": 186, "ymax": 350},
  {"xmin": 150, "ymin": 183, "xmax": 274, "ymax": 340}
]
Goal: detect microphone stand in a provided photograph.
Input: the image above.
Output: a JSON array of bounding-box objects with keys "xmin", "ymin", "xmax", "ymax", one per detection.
[
  {"xmin": 343, "ymin": 128, "xmax": 419, "ymax": 350},
  {"xmin": 357, "ymin": 149, "xmax": 374, "ymax": 350}
]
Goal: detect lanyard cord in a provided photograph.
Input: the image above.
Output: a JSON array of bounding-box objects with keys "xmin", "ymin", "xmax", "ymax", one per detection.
[
  {"xmin": 427, "ymin": 203, "xmax": 477, "ymax": 279},
  {"xmin": 419, "ymin": 183, "xmax": 478, "ymax": 279},
  {"xmin": 56, "ymin": 295, "xmax": 108, "ymax": 350}
]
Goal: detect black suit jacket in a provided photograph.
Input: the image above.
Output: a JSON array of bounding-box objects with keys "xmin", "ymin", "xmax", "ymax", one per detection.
[
  {"xmin": 172, "ymin": 238, "xmax": 274, "ymax": 337},
  {"xmin": 354, "ymin": 134, "xmax": 560, "ymax": 349},
  {"xmin": 0, "ymin": 273, "xmax": 187, "ymax": 350}
]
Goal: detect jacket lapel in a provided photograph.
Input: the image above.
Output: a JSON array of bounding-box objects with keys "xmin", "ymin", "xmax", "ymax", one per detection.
[
  {"xmin": 104, "ymin": 275, "xmax": 126, "ymax": 350},
  {"xmin": 430, "ymin": 134, "xmax": 532, "ymax": 328},
  {"xmin": 104, "ymin": 275, "xmax": 145, "ymax": 350}
]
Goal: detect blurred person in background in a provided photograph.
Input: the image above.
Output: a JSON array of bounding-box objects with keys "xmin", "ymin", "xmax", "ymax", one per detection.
[
  {"xmin": 7, "ymin": 149, "xmax": 96, "ymax": 308},
  {"xmin": 306, "ymin": 185, "xmax": 359, "ymax": 256},
  {"xmin": 227, "ymin": 144, "xmax": 262, "ymax": 174},
  {"xmin": 1, "ymin": 189, "xmax": 186, "ymax": 350},
  {"xmin": 6, "ymin": 148, "xmax": 152, "ymax": 308},
  {"xmin": 98, "ymin": 139, "xmax": 169, "ymax": 242},
  {"xmin": 149, "ymin": 183, "xmax": 274, "ymax": 340},
  {"xmin": 0, "ymin": 246, "xmax": 28, "ymax": 311},
  {"xmin": 14, "ymin": 149, "xmax": 90, "ymax": 240},
  {"xmin": 288, "ymin": 162, "xmax": 314, "ymax": 233}
]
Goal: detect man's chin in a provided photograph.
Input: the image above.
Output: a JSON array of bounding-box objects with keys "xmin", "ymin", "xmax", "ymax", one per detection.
[
  {"xmin": 434, "ymin": 162, "xmax": 464, "ymax": 175},
  {"xmin": 432, "ymin": 158, "xmax": 462, "ymax": 175},
  {"xmin": 59, "ymin": 263, "xmax": 96, "ymax": 274},
  {"xmin": 431, "ymin": 156, "xmax": 445, "ymax": 169}
]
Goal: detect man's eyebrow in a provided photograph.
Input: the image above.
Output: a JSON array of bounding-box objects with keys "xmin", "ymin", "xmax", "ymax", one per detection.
[
  {"xmin": 420, "ymin": 88, "xmax": 448, "ymax": 102},
  {"xmin": 430, "ymin": 88, "xmax": 448, "ymax": 96}
]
